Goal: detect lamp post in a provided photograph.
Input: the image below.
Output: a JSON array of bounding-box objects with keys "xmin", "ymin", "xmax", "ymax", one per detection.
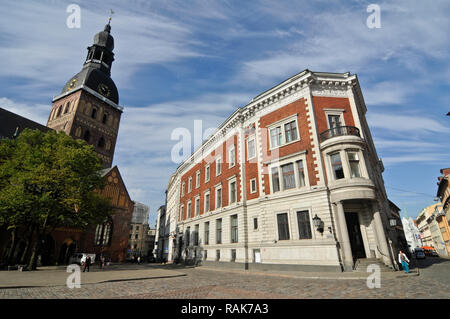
[{"xmin": 312, "ymin": 214, "xmax": 324, "ymax": 234}]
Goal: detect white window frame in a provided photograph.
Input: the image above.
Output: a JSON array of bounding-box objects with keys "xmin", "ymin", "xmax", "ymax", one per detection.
[
  {"xmin": 216, "ymin": 156, "xmax": 222, "ymax": 176},
  {"xmin": 247, "ymin": 136, "xmax": 256, "ymax": 161},
  {"xmin": 250, "ymin": 178, "xmax": 257, "ymax": 194},
  {"xmin": 268, "ymin": 153, "xmax": 309, "ymax": 194},
  {"xmin": 324, "ymin": 110, "xmax": 345, "ymax": 129},
  {"xmin": 188, "ymin": 177, "xmax": 192, "ymax": 193},
  {"xmin": 228, "ymin": 144, "xmax": 236, "ymax": 168},
  {"xmin": 204, "ymin": 190, "xmax": 211, "ymax": 213},
  {"xmin": 181, "ymin": 182, "xmax": 185, "ymax": 197},
  {"xmin": 228, "ymin": 177, "xmax": 237, "ymax": 205},
  {"xmin": 195, "ymin": 195, "xmax": 200, "ymax": 216},
  {"xmin": 179, "ymin": 204, "xmax": 184, "ymax": 221},
  {"xmin": 187, "ymin": 200, "xmax": 192, "ymax": 219},
  {"xmin": 215, "ymin": 184, "xmax": 222, "ymax": 210},
  {"xmin": 267, "ymin": 115, "xmax": 300, "ymax": 150},
  {"xmin": 293, "ymin": 207, "xmax": 315, "ymax": 240},
  {"xmin": 205, "ymin": 164, "xmax": 210, "ymax": 183},
  {"xmin": 195, "ymin": 170, "xmax": 201, "ymax": 189}
]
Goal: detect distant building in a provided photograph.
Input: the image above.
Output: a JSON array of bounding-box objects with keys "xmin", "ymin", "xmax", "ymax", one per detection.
[
  {"xmin": 402, "ymin": 217, "xmax": 422, "ymax": 253},
  {"xmin": 436, "ymin": 167, "xmax": 450, "ymax": 255},
  {"xmin": 416, "ymin": 203, "xmax": 448, "ymax": 256},
  {"xmin": 128, "ymin": 202, "xmax": 152, "ymax": 259}
]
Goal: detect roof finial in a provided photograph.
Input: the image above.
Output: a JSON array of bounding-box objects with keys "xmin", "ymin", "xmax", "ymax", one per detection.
[{"xmin": 104, "ymin": 9, "xmax": 114, "ymax": 32}]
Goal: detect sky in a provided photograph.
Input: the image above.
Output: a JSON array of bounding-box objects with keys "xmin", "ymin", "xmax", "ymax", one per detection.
[{"xmin": 0, "ymin": 0, "xmax": 448, "ymax": 226}]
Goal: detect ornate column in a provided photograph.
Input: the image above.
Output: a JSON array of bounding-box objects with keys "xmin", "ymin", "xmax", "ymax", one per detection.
[
  {"xmin": 372, "ymin": 201, "xmax": 393, "ymax": 267},
  {"xmin": 335, "ymin": 201, "xmax": 353, "ymax": 270}
]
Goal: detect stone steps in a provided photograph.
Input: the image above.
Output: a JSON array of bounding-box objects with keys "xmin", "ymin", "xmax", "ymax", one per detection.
[{"xmin": 354, "ymin": 258, "xmax": 394, "ymax": 272}]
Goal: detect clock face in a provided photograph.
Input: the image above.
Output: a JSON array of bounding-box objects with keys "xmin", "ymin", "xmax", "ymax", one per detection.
[
  {"xmin": 98, "ymin": 83, "xmax": 111, "ymax": 97},
  {"xmin": 68, "ymin": 78, "xmax": 77, "ymax": 90}
]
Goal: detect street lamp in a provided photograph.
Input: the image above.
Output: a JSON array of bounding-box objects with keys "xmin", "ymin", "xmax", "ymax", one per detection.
[{"xmin": 312, "ymin": 214, "xmax": 324, "ymax": 233}]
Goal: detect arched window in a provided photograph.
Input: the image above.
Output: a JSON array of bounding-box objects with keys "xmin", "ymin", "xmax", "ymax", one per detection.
[
  {"xmin": 56, "ymin": 106, "xmax": 62, "ymax": 117},
  {"xmin": 64, "ymin": 102, "xmax": 70, "ymax": 114},
  {"xmin": 83, "ymin": 130, "xmax": 90, "ymax": 142},
  {"xmin": 98, "ymin": 137, "xmax": 105, "ymax": 148},
  {"xmin": 95, "ymin": 219, "xmax": 113, "ymax": 246},
  {"xmin": 91, "ymin": 108, "xmax": 97, "ymax": 119},
  {"xmin": 102, "ymin": 113, "xmax": 108, "ymax": 125}
]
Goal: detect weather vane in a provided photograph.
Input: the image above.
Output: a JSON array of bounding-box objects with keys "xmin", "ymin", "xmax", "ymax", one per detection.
[{"xmin": 108, "ymin": 9, "xmax": 114, "ymax": 24}]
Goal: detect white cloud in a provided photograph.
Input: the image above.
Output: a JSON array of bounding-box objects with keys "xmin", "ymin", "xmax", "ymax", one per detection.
[{"xmin": 367, "ymin": 113, "xmax": 448, "ymax": 133}]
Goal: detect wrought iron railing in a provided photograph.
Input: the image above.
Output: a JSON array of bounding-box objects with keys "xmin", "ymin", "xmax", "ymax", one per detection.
[{"xmin": 319, "ymin": 126, "xmax": 360, "ymax": 142}]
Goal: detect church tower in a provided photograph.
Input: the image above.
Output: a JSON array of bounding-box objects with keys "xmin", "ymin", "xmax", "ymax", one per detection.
[{"xmin": 47, "ymin": 21, "xmax": 122, "ymax": 168}]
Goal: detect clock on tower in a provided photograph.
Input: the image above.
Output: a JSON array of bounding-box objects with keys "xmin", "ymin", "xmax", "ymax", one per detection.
[{"xmin": 47, "ymin": 20, "xmax": 123, "ymax": 168}]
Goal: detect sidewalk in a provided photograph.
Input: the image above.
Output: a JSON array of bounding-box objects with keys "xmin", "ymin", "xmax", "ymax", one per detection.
[
  {"xmin": 0, "ymin": 264, "xmax": 186, "ymax": 289},
  {"xmin": 196, "ymin": 264, "xmax": 419, "ymax": 280}
]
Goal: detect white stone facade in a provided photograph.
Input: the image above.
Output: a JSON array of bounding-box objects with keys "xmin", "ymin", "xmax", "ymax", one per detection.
[{"xmin": 166, "ymin": 70, "xmax": 399, "ymax": 271}]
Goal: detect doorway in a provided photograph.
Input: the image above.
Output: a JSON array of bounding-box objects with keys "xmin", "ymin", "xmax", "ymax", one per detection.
[{"xmin": 345, "ymin": 212, "xmax": 366, "ymax": 262}]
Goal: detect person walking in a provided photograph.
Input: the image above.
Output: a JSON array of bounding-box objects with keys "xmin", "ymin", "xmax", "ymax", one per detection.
[
  {"xmin": 398, "ymin": 250, "xmax": 410, "ymax": 273},
  {"xmin": 83, "ymin": 255, "xmax": 91, "ymax": 272}
]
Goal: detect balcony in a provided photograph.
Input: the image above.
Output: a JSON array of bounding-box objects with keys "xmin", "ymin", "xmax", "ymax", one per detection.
[{"xmin": 319, "ymin": 126, "xmax": 360, "ymax": 143}]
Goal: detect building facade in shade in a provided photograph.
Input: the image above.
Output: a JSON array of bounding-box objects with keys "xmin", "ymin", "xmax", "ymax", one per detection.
[
  {"xmin": 436, "ymin": 168, "xmax": 450, "ymax": 255},
  {"xmin": 166, "ymin": 70, "xmax": 403, "ymax": 272},
  {"xmin": 128, "ymin": 202, "xmax": 152, "ymax": 259},
  {"xmin": 402, "ymin": 217, "xmax": 422, "ymax": 254},
  {"xmin": 416, "ymin": 203, "xmax": 448, "ymax": 256}
]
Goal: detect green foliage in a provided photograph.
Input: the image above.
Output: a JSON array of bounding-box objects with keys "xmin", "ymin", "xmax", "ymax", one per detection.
[{"xmin": 0, "ymin": 128, "xmax": 113, "ymax": 233}]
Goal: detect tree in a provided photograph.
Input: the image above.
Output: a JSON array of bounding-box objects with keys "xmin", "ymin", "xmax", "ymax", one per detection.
[{"xmin": 0, "ymin": 129, "xmax": 113, "ymax": 269}]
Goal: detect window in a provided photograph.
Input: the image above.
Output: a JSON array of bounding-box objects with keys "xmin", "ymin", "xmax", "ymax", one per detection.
[
  {"xmin": 247, "ymin": 138, "xmax": 256, "ymax": 160},
  {"xmin": 91, "ymin": 108, "xmax": 97, "ymax": 119},
  {"xmin": 253, "ymin": 218, "xmax": 258, "ymax": 230},
  {"xmin": 231, "ymin": 249, "xmax": 236, "ymax": 262},
  {"xmin": 216, "ymin": 156, "xmax": 222, "ymax": 176},
  {"xmin": 229, "ymin": 145, "xmax": 236, "ymax": 168},
  {"xmin": 328, "ymin": 114, "xmax": 342, "ymax": 129},
  {"xmin": 205, "ymin": 165, "xmax": 210, "ymax": 182},
  {"xmin": 331, "ymin": 153, "xmax": 345, "ymax": 180},
  {"xmin": 250, "ymin": 178, "xmax": 257, "ymax": 194},
  {"xmin": 83, "ymin": 130, "xmax": 91, "ymax": 142},
  {"xmin": 102, "ymin": 113, "xmax": 108, "ymax": 124},
  {"xmin": 135, "ymin": 234, "xmax": 138, "ymax": 239},
  {"xmin": 215, "ymin": 186, "xmax": 222, "ymax": 209},
  {"xmin": 194, "ymin": 225, "xmax": 199, "ymax": 246},
  {"xmin": 64, "ymin": 102, "xmax": 70, "ymax": 114},
  {"xmin": 181, "ymin": 182, "xmax": 185, "ymax": 197},
  {"xmin": 188, "ymin": 177, "xmax": 192, "ymax": 193},
  {"xmin": 204, "ymin": 191, "xmax": 210, "ymax": 213},
  {"xmin": 57, "ymin": 106, "xmax": 62, "ymax": 117},
  {"xmin": 284, "ymin": 120, "xmax": 298, "ymax": 143},
  {"xmin": 204, "ymin": 222, "xmax": 210, "ymax": 245},
  {"xmin": 185, "ymin": 227, "xmax": 190, "ymax": 246},
  {"xmin": 296, "ymin": 160, "xmax": 306, "ymax": 187},
  {"xmin": 195, "ymin": 197, "xmax": 200, "ymax": 216},
  {"xmin": 187, "ymin": 201, "xmax": 192, "ymax": 219},
  {"xmin": 179, "ymin": 204, "xmax": 184, "ymax": 221},
  {"xmin": 281, "ymin": 163, "xmax": 296, "ymax": 190},
  {"xmin": 269, "ymin": 117, "xmax": 299, "ymax": 149},
  {"xmin": 216, "ymin": 249, "xmax": 220, "ymax": 261},
  {"xmin": 196, "ymin": 170, "xmax": 201, "ymax": 188},
  {"xmin": 216, "ymin": 218, "xmax": 222, "ymax": 244},
  {"xmin": 270, "ymin": 126, "xmax": 282, "ymax": 148},
  {"xmin": 348, "ymin": 151, "xmax": 361, "ymax": 178},
  {"xmin": 136, "ymin": 226, "xmax": 139, "ymax": 231},
  {"xmin": 98, "ymin": 137, "xmax": 105, "ymax": 148},
  {"xmin": 277, "ymin": 213, "xmax": 290, "ymax": 240},
  {"xmin": 231, "ymin": 215, "xmax": 238, "ymax": 243},
  {"xmin": 95, "ymin": 219, "xmax": 113, "ymax": 246},
  {"xmin": 229, "ymin": 180, "xmax": 237, "ymax": 204},
  {"xmin": 297, "ymin": 210, "xmax": 312, "ymax": 239},
  {"xmin": 271, "ymin": 167, "xmax": 280, "ymax": 193}
]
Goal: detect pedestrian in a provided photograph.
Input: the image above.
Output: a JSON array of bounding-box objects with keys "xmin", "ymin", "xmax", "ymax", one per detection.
[
  {"xmin": 137, "ymin": 256, "xmax": 141, "ymax": 264},
  {"xmin": 398, "ymin": 250, "xmax": 410, "ymax": 273},
  {"xmin": 84, "ymin": 255, "xmax": 91, "ymax": 272},
  {"xmin": 102, "ymin": 256, "xmax": 105, "ymax": 269}
]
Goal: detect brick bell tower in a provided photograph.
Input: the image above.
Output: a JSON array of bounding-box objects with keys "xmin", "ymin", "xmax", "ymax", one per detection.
[{"xmin": 47, "ymin": 19, "xmax": 122, "ymax": 168}]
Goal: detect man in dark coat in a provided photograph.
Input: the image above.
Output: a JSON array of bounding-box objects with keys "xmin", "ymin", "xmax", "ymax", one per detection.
[{"xmin": 83, "ymin": 255, "xmax": 91, "ymax": 272}]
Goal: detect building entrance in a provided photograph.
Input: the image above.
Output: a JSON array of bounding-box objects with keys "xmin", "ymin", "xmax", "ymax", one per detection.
[{"xmin": 345, "ymin": 212, "xmax": 366, "ymax": 262}]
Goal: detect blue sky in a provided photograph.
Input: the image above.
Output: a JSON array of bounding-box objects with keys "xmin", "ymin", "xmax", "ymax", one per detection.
[{"xmin": 0, "ymin": 0, "xmax": 449, "ymax": 226}]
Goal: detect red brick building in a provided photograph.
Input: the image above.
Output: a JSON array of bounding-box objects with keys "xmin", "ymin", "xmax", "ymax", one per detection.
[{"xmin": 166, "ymin": 70, "xmax": 404, "ymax": 272}]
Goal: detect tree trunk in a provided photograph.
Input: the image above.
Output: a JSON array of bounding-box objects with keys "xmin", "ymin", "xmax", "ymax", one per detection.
[
  {"xmin": 20, "ymin": 226, "xmax": 35, "ymax": 265},
  {"xmin": 27, "ymin": 230, "xmax": 40, "ymax": 271},
  {"xmin": 5, "ymin": 228, "xmax": 16, "ymax": 266}
]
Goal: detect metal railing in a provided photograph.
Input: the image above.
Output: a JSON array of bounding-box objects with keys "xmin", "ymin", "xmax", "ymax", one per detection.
[{"xmin": 319, "ymin": 126, "xmax": 360, "ymax": 142}]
